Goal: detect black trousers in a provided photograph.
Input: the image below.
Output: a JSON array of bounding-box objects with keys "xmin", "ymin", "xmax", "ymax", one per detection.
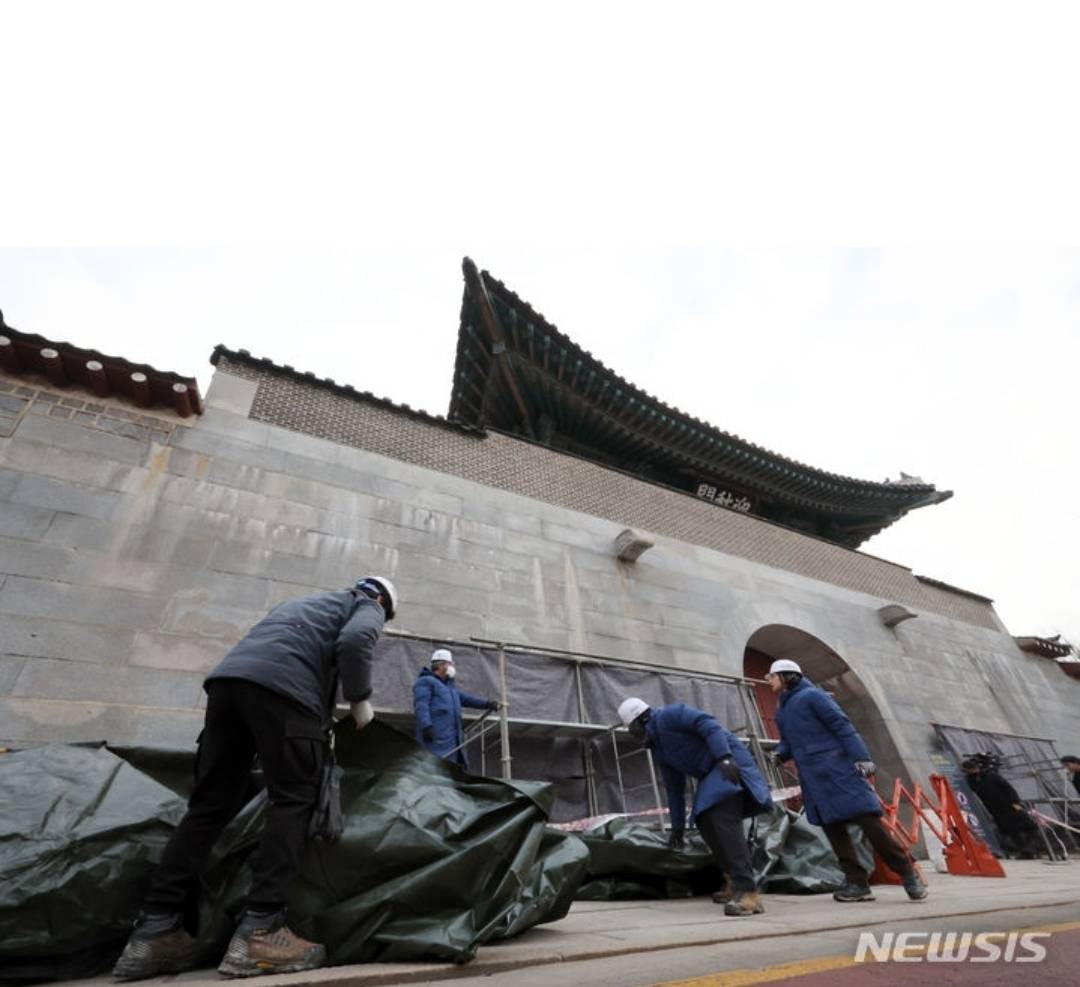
[
  {"xmin": 144, "ymin": 679, "xmax": 325, "ymax": 915},
  {"xmin": 696, "ymin": 795, "xmax": 756, "ymax": 892},
  {"xmin": 821, "ymin": 813, "xmax": 912, "ymax": 886}
]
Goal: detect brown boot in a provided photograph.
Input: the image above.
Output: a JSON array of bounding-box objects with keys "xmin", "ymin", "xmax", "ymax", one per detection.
[
  {"xmin": 112, "ymin": 915, "xmax": 199, "ymax": 981},
  {"xmin": 723, "ymin": 890, "xmax": 765, "ymax": 916},
  {"xmin": 711, "ymin": 874, "xmax": 735, "ymax": 904},
  {"xmin": 218, "ymin": 915, "xmax": 326, "ymax": 979}
]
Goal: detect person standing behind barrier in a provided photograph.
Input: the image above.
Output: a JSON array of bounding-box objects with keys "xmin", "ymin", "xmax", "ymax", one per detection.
[
  {"xmin": 617, "ymin": 697, "xmax": 773, "ymax": 917},
  {"xmin": 769, "ymin": 659, "xmax": 928, "ymax": 903},
  {"xmin": 962, "ymin": 757, "xmax": 1041, "ymax": 858},
  {"xmin": 413, "ymin": 649, "xmax": 499, "ymax": 768}
]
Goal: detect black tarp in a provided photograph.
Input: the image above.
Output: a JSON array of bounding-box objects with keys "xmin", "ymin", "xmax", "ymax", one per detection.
[
  {"xmin": 570, "ymin": 809, "xmax": 865, "ymax": 901},
  {"xmin": 0, "ymin": 722, "xmax": 590, "ymax": 981}
]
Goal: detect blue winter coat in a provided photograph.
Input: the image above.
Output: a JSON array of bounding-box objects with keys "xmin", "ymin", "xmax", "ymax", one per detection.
[
  {"xmin": 774, "ymin": 677, "xmax": 881, "ymax": 825},
  {"xmin": 413, "ymin": 668, "xmax": 492, "ymax": 768},
  {"xmin": 645, "ymin": 703, "xmax": 772, "ymax": 831}
]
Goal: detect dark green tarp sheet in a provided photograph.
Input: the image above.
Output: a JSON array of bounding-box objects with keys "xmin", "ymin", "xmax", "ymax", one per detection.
[
  {"xmin": 572, "ymin": 808, "xmax": 862, "ymax": 900},
  {"xmin": 0, "ymin": 721, "xmax": 589, "ymax": 981}
]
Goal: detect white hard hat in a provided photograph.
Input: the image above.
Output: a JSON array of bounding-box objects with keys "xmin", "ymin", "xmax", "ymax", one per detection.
[
  {"xmin": 362, "ymin": 576, "xmax": 398, "ymax": 620},
  {"xmin": 768, "ymin": 659, "xmax": 802, "ymax": 675},
  {"xmin": 430, "ymin": 648, "xmax": 453, "ymax": 667},
  {"xmin": 618, "ymin": 697, "xmax": 650, "ymax": 727}
]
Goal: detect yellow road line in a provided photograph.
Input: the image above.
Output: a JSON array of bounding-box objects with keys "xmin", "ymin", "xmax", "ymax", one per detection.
[{"xmin": 653, "ymin": 919, "xmax": 1080, "ymax": 987}]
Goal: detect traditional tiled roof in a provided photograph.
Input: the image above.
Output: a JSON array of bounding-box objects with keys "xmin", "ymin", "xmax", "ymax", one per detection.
[
  {"xmin": 449, "ymin": 259, "xmax": 952, "ymax": 548},
  {"xmin": 0, "ymin": 313, "xmax": 202, "ymax": 417},
  {"xmin": 1014, "ymin": 635, "xmax": 1074, "ymax": 659}
]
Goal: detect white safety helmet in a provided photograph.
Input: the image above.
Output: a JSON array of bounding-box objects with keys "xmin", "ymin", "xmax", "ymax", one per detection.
[
  {"xmin": 359, "ymin": 576, "xmax": 398, "ymax": 620},
  {"xmin": 768, "ymin": 659, "xmax": 802, "ymax": 675},
  {"xmin": 618, "ymin": 697, "xmax": 650, "ymax": 728},
  {"xmin": 430, "ymin": 648, "xmax": 454, "ymax": 668}
]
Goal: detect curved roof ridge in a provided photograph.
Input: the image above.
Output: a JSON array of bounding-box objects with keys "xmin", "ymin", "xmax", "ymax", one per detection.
[{"xmin": 470, "ymin": 263, "xmax": 946, "ymax": 499}]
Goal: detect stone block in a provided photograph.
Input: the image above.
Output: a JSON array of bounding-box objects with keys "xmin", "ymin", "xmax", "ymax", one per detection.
[
  {"xmin": 9, "ymin": 472, "xmax": 124, "ymax": 521},
  {"xmin": 0, "ymin": 696, "xmax": 203, "ymax": 748},
  {"xmin": 159, "ymin": 598, "xmax": 263, "ymax": 642},
  {"xmin": 204, "ymin": 371, "xmax": 258, "ymax": 416},
  {"xmin": 0, "ymin": 655, "xmax": 26, "ymax": 694},
  {"xmin": 0, "ymin": 500, "xmax": 55, "ymax": 540},
  {"xmin": 15, "ymin": 411, "xmax": 151, "ymax": 466},
  {"xmin": 0, "ymin": 394, "xmax": 28, "ymax": 415},
  {"xmin": 0, "ymin": 613, "xmax": 138, "ymax": 663},
  {"xmin": 39, "ymin": 511, "xmax": 115, "ymax": 552},
  {"xmin": 12, "ymin": 656, "xmax": 204, "ymax": 708},
  {"xmin": 170, "ymin": 424, "xmax": 287, "ymax": 473},
  {"xmin": 0, "ymin": 467, "xmax": 19, "ymax": 500},
  {"xmin": 1, "ymin": 434, "xmax": 138, "ymax": 493},
  {"xmin": 0, "ymin": 536, "xmax": 77, "ymax": 581},
  {"xmin": 0, "ymin": 576, "xmax": 166, "ymax": 629},
  {"xmin": 131, "ymin": 631, "xmax": 228, "ymax": 673}
]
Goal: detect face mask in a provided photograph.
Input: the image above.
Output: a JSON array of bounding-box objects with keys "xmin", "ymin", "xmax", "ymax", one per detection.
[
  {"xmin": 446, "ymin": 665, "xmax": 456, "ymax": 680},
  {"xmin": 628, "ymin": 718, "xmax": 647, "ymax": 743}
]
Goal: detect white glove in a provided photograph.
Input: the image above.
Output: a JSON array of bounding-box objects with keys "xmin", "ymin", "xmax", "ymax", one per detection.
[
  {"xmin": 855, "ymin": 760, "xmax": 876, "ymax": 778},
  {"xmin": 351, "ymin": 700, "xmax": 374, "ymax": 730}
]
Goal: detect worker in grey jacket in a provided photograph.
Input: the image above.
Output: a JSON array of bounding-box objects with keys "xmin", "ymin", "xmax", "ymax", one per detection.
[{"xmin": 113, "ymin": 577, "xmax": 397, "ymax": 982}]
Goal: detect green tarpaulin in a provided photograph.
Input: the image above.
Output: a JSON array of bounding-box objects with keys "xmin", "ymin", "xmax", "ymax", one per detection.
[{"xmin": 0, "ymin": 722, "xmax": 588, "ymax": 980}]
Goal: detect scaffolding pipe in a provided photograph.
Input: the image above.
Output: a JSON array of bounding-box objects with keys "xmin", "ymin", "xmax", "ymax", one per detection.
[
  {"xmin": 497, "ymin": 643, "xmax": 512, "ymax": 781},
  {"xmin": 646, "ymin": 749, "xmax": 665, "ymax": 822},
  {"xmin": 611, "ymin": 729, "xmax": 628, "ymax": 815}
]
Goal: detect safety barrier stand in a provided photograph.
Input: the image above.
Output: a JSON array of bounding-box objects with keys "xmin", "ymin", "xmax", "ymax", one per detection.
[{"xmin": 870, "ymin": 773, "xmax": 1005, "ymax": 883}]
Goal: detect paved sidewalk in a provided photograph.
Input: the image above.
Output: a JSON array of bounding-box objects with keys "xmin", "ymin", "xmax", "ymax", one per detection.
[{"xmin": 61, "ymin": 860, "xmax": 1078, "ymax": 987}]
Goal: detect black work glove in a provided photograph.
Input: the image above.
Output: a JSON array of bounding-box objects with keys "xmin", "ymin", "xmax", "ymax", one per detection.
[
  {"xmin": 718, "ymin": 757, "xmax": 741, "ymax": 784},
  {"xmin": 487, "ymin": 700, "xmax": 501, "ymax": 711},
  {"xmin": 422, "ymin": 726, "xmax": 434, "ymax": 743},
  {"xmin": 667, "ymin": 828, "xmax": 685, "ymax": 850},
  {"xmin": 772, "ymin": 752, "xmax": 788, "ymax": 769}
]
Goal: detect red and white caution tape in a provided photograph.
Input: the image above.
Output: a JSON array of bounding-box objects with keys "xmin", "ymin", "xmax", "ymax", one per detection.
[{"xmin": 1029, "ymin": 808, "xmax": 1080, "ymax": 835}]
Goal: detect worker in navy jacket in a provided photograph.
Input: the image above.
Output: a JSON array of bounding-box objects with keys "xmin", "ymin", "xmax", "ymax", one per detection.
[
  {"xmin": 414, "ymin": 648, "xmax": 498, "ymax": 768},
  {"xmin": 770, "ymin": 658, "xmax": 927, "ymax": 903},
  {"xmin": 618, "ymin": 697, "xmax": 772, "ymax": 917}
]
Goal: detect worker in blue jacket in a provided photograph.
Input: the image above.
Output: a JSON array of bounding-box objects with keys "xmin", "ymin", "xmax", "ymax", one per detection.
[
  {"xmin": 618, "ymin": 697, "xmax": 773, "ymax": 917},
  {"xmin": 770, "ymin": 658, "xmax": 928, "ymax": 903},
  {"xmin": 414, "ymin": 649, "xmax": 499, "ymax": 768}
]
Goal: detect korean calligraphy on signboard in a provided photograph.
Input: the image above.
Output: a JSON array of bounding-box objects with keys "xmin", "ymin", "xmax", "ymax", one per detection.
[{"xmin": 696, "ymin": 483, "xmax": 752, "ymax": 513}]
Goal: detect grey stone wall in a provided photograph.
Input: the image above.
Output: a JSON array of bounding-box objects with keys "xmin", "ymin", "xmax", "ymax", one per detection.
[{"xmin": 1, "ymin": 363, "xmax": 1077, "ymax": 791}]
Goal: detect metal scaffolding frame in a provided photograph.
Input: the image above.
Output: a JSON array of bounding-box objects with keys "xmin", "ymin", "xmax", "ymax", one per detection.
[{"xmin": 359, "ymin": 628, "xmax": 776, "ymax": 823}]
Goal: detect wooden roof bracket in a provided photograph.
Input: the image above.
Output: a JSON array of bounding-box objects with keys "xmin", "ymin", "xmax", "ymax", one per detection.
[{"xmin": 462, "ymin": 257, "xmax": 536, "ymax": 439}]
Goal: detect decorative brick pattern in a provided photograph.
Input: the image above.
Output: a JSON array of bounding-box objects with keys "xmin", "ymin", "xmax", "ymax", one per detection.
[{"xmin": 221, "ymin": 357, "xmax": 1001, "ymax": 631}]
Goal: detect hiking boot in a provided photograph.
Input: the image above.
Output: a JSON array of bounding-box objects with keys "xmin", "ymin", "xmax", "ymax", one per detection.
[
  {"xmin": 723, "ymin": 890, "xmax": 765, "ymax": 916},
  {"xmin": 112, "ymin": 913, "xmax": 198, "ymax": 981},
  {"xmin": 902, "ymin": 868, "xmax": 928, "ymax": 900},
  {"xmin": 218, "ymin": 911, "xmax": 326, "ymax": 978},
  {"xmin": 711, "ymin": 874, "xmax": 735, "ymax": 905},
  {"xmin": 832, "ymin": 882, "xmax": 875, "ymax": 902}
]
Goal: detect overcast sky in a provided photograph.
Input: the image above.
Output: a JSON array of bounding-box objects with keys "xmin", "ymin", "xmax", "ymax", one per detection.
[{"xmin": 1, "ymin": 4, "xmax": 1078, "ymax": 645}]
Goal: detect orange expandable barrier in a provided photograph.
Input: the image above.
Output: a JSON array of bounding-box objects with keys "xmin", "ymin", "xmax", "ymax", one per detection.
[{"xmin": 870, "ymin": 773, "xmax": 1005, "ymax": 882}]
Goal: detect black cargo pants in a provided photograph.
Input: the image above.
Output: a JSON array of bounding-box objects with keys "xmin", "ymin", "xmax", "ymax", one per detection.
[
  {"xmin": 696, "ymin": 794, "xmax": 757, "ymax": 892},
  {"xmin": 144, "ymin": 679, "xmax": 325, "ymax": 915},
  {"xmin": 821, "ymin": 813, "xmax": 913, "ymax": 885}
]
